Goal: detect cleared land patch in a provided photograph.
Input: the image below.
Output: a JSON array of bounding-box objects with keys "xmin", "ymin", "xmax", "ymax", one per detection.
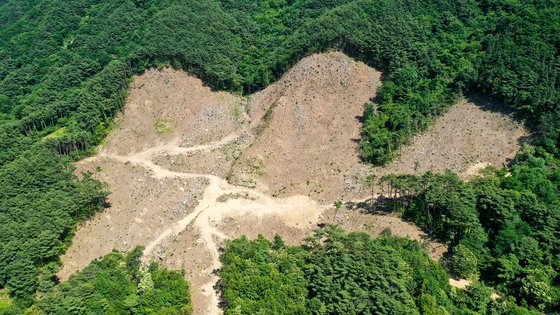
[
  {"xmin": 376, "ymin": 97, "xmax": 528, "ymax": 179},
  {"xmin": 229, "ymin": 52, "xmax": 380, "ymax": 203},
  {"xmin": 60, "ymin": 52, "xmax": 527, "ymax": 314}
]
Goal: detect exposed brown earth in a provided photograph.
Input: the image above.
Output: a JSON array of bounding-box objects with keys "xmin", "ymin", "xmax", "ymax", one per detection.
[
  {"xmin": 229, "ymin": 52, "xmax": 380, "ymax": 203},
  {"xmin": 60, "ymin": 52, "xmax": 527, "ymax": 314},
  {"xmin": 376, "ymin": 98, "xmax": 528, "ymax": 179},
  {"xmin": 448, "ymin": 278, "xmax": 500, "ymax": 300},
  {"xmin": 103, "ymin": 69, "xmax": 241, "ymax": 156},
  {"xmin": 60, "ymin": 158, "xmax": 207, "ymax": 275}
]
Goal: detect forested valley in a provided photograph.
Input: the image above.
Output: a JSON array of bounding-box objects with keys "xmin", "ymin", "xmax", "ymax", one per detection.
[{"xmin": 0, "ymin": 0, "xmax": 558, "ymax": 314}]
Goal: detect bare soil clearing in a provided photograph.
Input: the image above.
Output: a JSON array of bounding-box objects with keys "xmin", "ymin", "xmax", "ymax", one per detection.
[
  {"xmin": 103, "ymin": 69, "xmax": 241, "ymax": 156},
  {"xmin": 229, "ymin": 52, "xmax": 380, "ymax": 203},
  {"xmin": 60, "ymin": 52, "xmax": 526, "ymax": 314},
  {"xmin": 449, "ymin": 278, "xmax": 500, "ymax": 299},
  {"xmin": 376, "ymin": 98, "xmax": 528, "ymax": 179}
]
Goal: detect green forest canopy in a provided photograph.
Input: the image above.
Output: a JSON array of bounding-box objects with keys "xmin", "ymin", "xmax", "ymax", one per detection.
[
  {"xmin": 377, "ymin": 148, "xmax": 560, "ymax": 313},
  {"xmin": 0, "ymin": 247, "xmax": 192, "ymax": 314},
  {"xmin": 220, "ymin": 228, "xmax": 544, "ymax": 314},
  {"xmin": 0, "ymin": 0, "xmax": 558, "ymax": 313}
]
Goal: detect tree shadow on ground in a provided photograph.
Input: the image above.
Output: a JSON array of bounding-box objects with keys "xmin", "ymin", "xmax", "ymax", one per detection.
[
  {"xmin": 344, "ymin": 196, "xmax": 401, "ymax": 215},
  {"xmin": 466, "ymin": 92, "xmax": 528, "ymax": 128}
]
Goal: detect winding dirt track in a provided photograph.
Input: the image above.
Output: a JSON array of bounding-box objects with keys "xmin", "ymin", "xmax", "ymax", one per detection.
[
  {"xmin": 60, "ymin": 52, "xmax": 526, "ymax": 314},
  {"xmin": 83, "ymin": 130, "xmax": 326, "ymax": 314}
]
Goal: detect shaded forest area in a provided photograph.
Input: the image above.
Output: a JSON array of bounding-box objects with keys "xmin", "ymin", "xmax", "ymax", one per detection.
[{"xmin": 0, "ymin": 0, "xmax": 558, "ymax": 313}]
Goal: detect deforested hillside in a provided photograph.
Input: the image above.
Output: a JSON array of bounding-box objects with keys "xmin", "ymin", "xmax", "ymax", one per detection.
[
  {"xmin": 56, "ymin": 52, "xmax": 394, "ymax": 313},
  {"xmin": 60, "ymin": 52, "xmax": 528, "ymax": 314},
  {"xmin": 229, "ymin": 52, "xmax": 381, "ymax": 202},
  {"xmin": 376, "ymin": 98, "xmax": 528, "ymax": 179},
  {"xmin": 0, "ymin": 0, "xmax": 558, "ymax": 314}
]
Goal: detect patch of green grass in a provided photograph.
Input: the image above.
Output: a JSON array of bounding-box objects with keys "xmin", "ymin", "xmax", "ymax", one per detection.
[
  {"xmin": 154, "ymin": 118, "xmax": 173, "ymax": 135},
  {"xmin": 42, "ymin": 127, "xmax": 67, "ymax": 141},
  {"xmin": 254, "ymin": 101, "xmax": 277, "ymax": 137},
  {"xmin": 233, "ymin": 103, "xmax": 242, "ymax": 124},
  {"xmin": 0, "ymin": 289, "xmax": 16, "ymax": 313},
  {"xmin": 248, "ymin": 158, "xmax": 266, "ymax": 176}
]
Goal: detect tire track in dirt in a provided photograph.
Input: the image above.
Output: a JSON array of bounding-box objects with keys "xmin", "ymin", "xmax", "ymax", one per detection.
[
  {"xmin": 86, "ymin": 131, "xmax": 327, "ymax": 314},
  {"xmin": 62, "ymin": 52, "xmax": 526, "ymax": 314}
]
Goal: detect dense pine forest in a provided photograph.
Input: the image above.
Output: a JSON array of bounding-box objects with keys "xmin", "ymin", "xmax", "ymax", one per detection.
[{"xmin": 0, "ymin": 0, "xmax": 558, "ymax": 314}]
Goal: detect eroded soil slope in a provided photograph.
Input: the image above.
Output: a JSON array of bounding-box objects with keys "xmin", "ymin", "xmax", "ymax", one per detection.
[
  {"xmin": 229, "ymin": 52, "xmax": 380, "ymax": 203},
  {"xmin": 60, "ymin": 52, "xmax": 527, "ymax": 314},
  {"xmin": 377, "ymin": 97, "xmax": 528, "ymax": 178},
  {"xmin": 104, "ymin": 69, "xmax": 242, "ymax": 156}
]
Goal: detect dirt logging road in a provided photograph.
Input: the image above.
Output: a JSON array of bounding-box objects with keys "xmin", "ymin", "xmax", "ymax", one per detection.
[
  {"xmin": 86, "ymin": 131, "xmax": 326, "ymax": 314},
  {"xmin": 60, "ymin": 52, "xmax": 527, "ymax": 314}
]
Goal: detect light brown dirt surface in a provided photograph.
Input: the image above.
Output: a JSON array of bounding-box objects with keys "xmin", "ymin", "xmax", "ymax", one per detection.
[
  {"xmin": 449, "ymin": 278, "xmax": 500, "ymax": 300},
  {"xmin": 59, "ymin": 158, "xmax": 208, "ymax": 277},
  {"xmin": 376, "ymin": 98, "xmax": 529, "ymax": 179},
  {"xmin": 103, "ymin": 68, "xmax": 241, "ymax": 156},
  {"xmin": 229, "ymin": 51, "xmax": 380, "ymax": 203},
  {"xmin": 60, "ymin": 52, "xmax": 527, "ymax": 314}
]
